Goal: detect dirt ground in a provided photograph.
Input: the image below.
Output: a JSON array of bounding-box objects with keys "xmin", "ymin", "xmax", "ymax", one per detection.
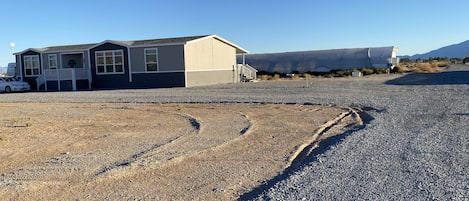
[{"xmin": 0, "ymin": 103, "xmax": 362, "ymax": 200}]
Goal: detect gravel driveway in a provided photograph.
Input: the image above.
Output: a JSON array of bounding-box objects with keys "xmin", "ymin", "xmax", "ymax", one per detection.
[{"xmin": 1, "ymin": 65, "xmax": 468, "ymax": 200}]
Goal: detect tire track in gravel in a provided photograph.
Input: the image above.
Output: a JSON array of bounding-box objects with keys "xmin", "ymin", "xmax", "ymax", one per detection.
[
  {"xmin": 239, "ymin": 107, "xmax": 368, "ymax": 200},
  {"xmin": 286, "ymin": 108, "xmax": 363, "ymax": 169},
  {"xmin": 96, "ymin": 104, "xmax": 361, "ymax": 200},
  {"xmin": 94, "ymin": 107, "xmax": 252, "ymax": 178},
  {"xmin": 95, "ymin": 111, "xmax": 203, "ymax": 177},
  {"xmin": 0, "ymin": 106, "xmax": 202, "ymax": 188}
]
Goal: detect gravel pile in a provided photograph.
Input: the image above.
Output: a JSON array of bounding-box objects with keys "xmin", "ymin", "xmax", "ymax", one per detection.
[{"xmin": 1, "ymin": 65, "xmax": 468, "ymax": 200}]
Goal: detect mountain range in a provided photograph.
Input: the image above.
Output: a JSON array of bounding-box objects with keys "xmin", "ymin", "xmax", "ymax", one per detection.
[{"xmin": 404, "ymin": 40, "xmax": 469, "ymax": 59}]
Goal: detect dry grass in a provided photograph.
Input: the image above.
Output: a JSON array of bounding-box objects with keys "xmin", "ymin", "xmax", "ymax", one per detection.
[
  {"xmin": 258, "ymin": 74, "xmax": 270, "ymax": 80},
  {"xmin": 413, "ymin": 63, "xmax": 442, "ymax": 73},
  {"xmin": 272, "ymin": 74, "xmax": 281, "ymax": 80},
  {"xmin": 258, "ymin": 74, "xmax": 282, "ymax": 81},
  {"xmin": 0, "ymin": 135, "xmax": 12, "ymax": 142},
  {"xmin": 398, "ymin": 61, "xmax": 448, "ymax": 73}
]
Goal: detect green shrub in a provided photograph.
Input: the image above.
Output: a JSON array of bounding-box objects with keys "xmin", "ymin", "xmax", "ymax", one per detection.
[
  {"xmin": 258, "ymin": 75, "xmax": 271, "ymax": 80},
  {"xmin": 335, "ymin": 70, "xmax": 347, "ymax": 77},
  {"xmin": 374, "ymin": 68, "xmax": 389, "ymax": 74},
  {"xmin": 437, "ymin": 62, "xmax": 449, "ymax": 67},
  {"xmin": 391, "ymin": 66, "xmax": 404, "ymax": 73},
  {"xmin": 360, "ymin": 68, "xmax": 375, "ymax": 75},
  {"xmin": 272, "ymin": 74, "xmax": 281, "ymax": 80},
  {"xmin": 292, "ymin": 74, "xmax": 301, "ymax": 80}
]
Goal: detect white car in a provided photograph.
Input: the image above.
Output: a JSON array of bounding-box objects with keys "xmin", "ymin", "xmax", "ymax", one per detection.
[{"xmin": 0, "ymin": 77, "xmax": 31, "ymax": 93}]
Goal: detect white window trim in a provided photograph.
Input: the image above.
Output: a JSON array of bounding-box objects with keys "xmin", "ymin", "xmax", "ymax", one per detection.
[
  {"xmin": 144, "ymin": 48, "xmax": 159, "ymax": 72},
  {"xmin": 48, "ymin": 54, "xmax": 58, "ymax": 69},
  {"xmin": 23, "ymin": 55, "xmax": 40, "ymax": 77},
  {"xmin": 95, "ymin": 50, "xmax": 125, "ymax": 75}
]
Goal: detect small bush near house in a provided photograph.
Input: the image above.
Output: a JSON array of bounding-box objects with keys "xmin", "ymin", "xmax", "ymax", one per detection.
[
  {"xmin": 272, "ymin": 74, "xmax": 281, "ymax": 80},
  {"xmin": 414, "ymin": 63, "xmax": 441, "ymax": 72},
  {"xmin": 437, "ymin": 62, "xmax": 449, "ymax": 68},
  {"xmin": 329, "ymin": 69, "xmax": 353, "ymax": 77},
  {"xmin": 391, "ymin": 66, "xmax": 404, "ymax": 73},
  {"xmin": 360, "ymin": 68, "xmax": 375, "ymax": 75},
  {"xmin": 334, "ymin": 70, "xmax": 347, "ymax": 77},
  {"xmin": 303, "ymin": 73, "xmax": 312, "ymax": 79},
  {"xmin": 291, "ymin": 74, "xmax": 301, "ymax": 80},
  {"xmin": 258, "ymin": 75, "xmax": 271, "ymax": 81},
  {"xmin": 463, "ymin": 56, "xmax": 469, "ymax": 64},
  {"xmin": 374, "ymin": 68, "xmax": 389, "ymax": 74}
]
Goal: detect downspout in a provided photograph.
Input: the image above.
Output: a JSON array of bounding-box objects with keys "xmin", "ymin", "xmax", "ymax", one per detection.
[
  {"xmin": 232, "ymin": 65, "xmax": 235, "ymax": 83},
  {"xmin": 57, "ymin": 53, "xmax": 62, "ymax": 91},
  {"xmin": 40, "ymin": 53, "xmax": 46, "ymax": 91},
  {"xmin": 127, "ymin": 47, "xmax": 132, "ymax": 83},
  {"xmin": 242, "ymin": 53, "xmax": 246, "ymax": 83},
  {"xmin": 87, "ymin": 50, "xmax": 92, "ymax": 89},
  {"xmin": 18, "ymin": 55, "xmax": 24, "ymax": 81},
  {"xmin": 40, "ymin": 53, "xmax": 44, "ymax": 75},
  {"xmin": 183, "ymin": 43, "xmax": 188, "ymax": 87}
]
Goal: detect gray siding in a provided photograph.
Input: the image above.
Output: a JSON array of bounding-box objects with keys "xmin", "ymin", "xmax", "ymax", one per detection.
[
  {"xmin": 42, "ymin": 54, "xmax": 54, "ymax": 70},
  {"xmin": 130, "ymin": 45, "xmax": 185, "ymax": 73}
]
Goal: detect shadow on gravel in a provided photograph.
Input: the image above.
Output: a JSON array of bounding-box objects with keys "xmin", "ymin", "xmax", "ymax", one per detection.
[
  {"xmin": 238, "ymin": 108, "xmax": 380, "ymax": 200},
  {"xmin": 385, "ymin": 71, "xmax": 469, "ymax": 85}
]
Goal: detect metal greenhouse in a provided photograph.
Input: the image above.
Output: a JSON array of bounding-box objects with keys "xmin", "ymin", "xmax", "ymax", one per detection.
[{"xmin": 241, "ymin": 46, "xmax": 399, "ymax": 73}]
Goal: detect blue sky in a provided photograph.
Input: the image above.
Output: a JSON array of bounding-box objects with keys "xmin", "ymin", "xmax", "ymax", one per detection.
[{"xmin": 1, "ymin": 0, "xmax": 468, "ymax": 67}]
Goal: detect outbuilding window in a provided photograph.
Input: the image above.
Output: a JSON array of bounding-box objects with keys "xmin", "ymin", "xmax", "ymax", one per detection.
[
  {"xmin": 144, "ymin": 48, "xmax": 158, "ymax": 72},
  {"xmin": 24, "ymin": 55, "xmax": 40, "ymax": 76},
  {"xmin": 95, "ymin": 50, "xmax": 124, "ymax": 74}
]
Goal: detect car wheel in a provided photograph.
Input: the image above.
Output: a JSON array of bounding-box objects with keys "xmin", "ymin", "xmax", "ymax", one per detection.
[{"xmin": 5, "ymin": 86, "xmax": 11, "ymax": 93}]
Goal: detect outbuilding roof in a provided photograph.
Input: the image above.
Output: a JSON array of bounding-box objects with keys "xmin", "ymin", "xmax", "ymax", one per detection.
[{"xmin": 14, "ymin": 35, "xmax": 248, "ymax": 55}]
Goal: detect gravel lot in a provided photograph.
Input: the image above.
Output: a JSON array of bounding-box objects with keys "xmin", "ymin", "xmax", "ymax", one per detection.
[{"xmin": 1, "ymin": 65, "xmax": 468, "ymax": 200}]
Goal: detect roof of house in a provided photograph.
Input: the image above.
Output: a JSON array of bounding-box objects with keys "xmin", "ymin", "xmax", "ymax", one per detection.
[
  {"xmin": 119, "ymin": 35, "xmax": 209, "ymax": 46},
  {"xmin": 35, "ymin": 43, "xmax": 97, "ymax": 52},
  {"xmin": 14, "ymin": 35, "xmax": 248, "ymax": 55}
]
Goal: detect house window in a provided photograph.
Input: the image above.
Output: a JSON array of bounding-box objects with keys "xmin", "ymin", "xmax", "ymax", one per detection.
[
  {"xmin": 95, "ymin": 50, "xmax": 124, "ymax": 74},
  {"xmin": 24, "ymin": 55, "xmax": 40, "ymax": 76},
  {"xmin": 145, "ymin": 48, "xmax": 158, "ymax": 72},
  {"xmin": 48, "ymin": 55, "xmax": 57, "ymax": 69}
]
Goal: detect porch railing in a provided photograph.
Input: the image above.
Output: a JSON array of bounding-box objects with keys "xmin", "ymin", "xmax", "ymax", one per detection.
[
  {"xmin": 36, "ymin": 68, "xmax": 89, "ymax": 91},
  {"xmin": 238, "ymin": 64, "xmax": 258, "ymax": 81}
]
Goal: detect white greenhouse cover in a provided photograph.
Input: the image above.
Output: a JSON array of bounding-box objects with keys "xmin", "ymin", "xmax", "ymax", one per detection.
[{"xmin": 242, "ymin": 46, "xmax": 398, "ymax": 73}]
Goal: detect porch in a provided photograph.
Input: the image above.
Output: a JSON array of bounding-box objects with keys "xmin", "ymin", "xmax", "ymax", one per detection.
[
  {"xmin": 36, "ymin": 68, "xmax": 90, "ymax": 91},
  {"xmin": 238, "ymin": 64, "xmax": 258, "ymax": 82}
]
